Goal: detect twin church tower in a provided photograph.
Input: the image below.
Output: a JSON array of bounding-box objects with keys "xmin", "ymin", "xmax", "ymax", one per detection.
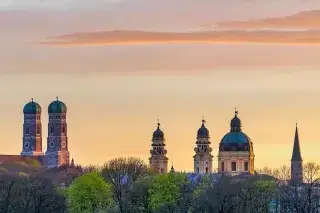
[
  {"xmin": 21, "ymin": 97, "xmax": 70, "ymax": 168},
  {"xmin": 149, "ymin": 110, "xmax": 255, "ymax": 175}
]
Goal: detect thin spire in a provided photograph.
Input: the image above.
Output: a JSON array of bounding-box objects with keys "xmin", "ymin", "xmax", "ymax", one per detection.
[
  {"xmin": 170, "ymin": 162, "xmax": 175, "ymax": 172},
  {"xmin": 202, "ymin": 116, "xmax": 206, "ymax": 124},
  {"xmin": 31, "ymin": 98, "xmax": 33, "ymax": 102},
  {"xmin": 157, "ymin": 119, "xmax": 160, "ymax": 129},
  {"xmin": 56, "ymin": 96, "xmax": 59, "ymax": 101},
  {"xmin": 291, "ymin": 123, "xmax": 302, "ymax": 161},
  {"xmin": 235, "ymin": 107, "xmax": 238, "ymax": 116}
]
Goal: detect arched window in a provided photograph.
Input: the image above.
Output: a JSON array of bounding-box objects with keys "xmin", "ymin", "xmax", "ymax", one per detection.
[
  {"xmin": 25, "ymin": 127, "xmax": 30, "ymax": 135},
  {"xmin": 221, "ymin": 162, "xmax": 225, "ymax": 172},
  {"xmin": 197, "ymin": 167, "xmax": 199, "ymax": 173},
  {"xmin": 206, "ymin": 167, "xmax": 208, "ymax": 173},
  {"xmin": 62, "ymin": 124, "xmax": 65, "ymax": 134},
  {"xmin": 36, "ymin": 125, "xmax": 40, "ymax": 134},
  {"xmin": 50, "ymin": 126, "xmax": 54, "ymax": 134}
]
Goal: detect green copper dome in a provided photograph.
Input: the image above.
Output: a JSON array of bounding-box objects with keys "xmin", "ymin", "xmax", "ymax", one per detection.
[
  {"xmin": 23, "ymin": 99, "xmax": 42, "ymax": 114},
  {"xmin": 219, "ymin": 110, "xmax": 253, "ymax": 152},
  {"xmin": 48, "ymin": 97, "xmax": 67, "ymax": 114}
]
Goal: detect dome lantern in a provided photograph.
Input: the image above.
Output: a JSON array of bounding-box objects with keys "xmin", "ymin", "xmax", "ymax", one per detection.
[
  {"xmin": 197, "ymin": 117, "xmax": 209, "ymax": 138},
  {"xmin": 152, "ymin": 119, "xmax": 164, "ymax": 140},
  {"xmin": 230, "ymin": 109, "xmax": 241, "ymax": 132}
]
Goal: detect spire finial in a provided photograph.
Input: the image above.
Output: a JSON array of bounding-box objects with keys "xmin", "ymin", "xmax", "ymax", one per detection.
[
  {"xmin": 56, "ymin": 96, "xmax": 59, "ymax": 101},
  {"xmin": 202, "ymin": 116, "xmax": 206, "ymax": 124},
  {"xmin": 235, "ymin": 107, "xmax": 238, "ymax": 115},
  {"xmin": 31, "ymin": 98, "xmax": 33, "ymax": 102},
  {"xmin": 157, "ymin": 119, "xmax": 160, "ymax": 128},
  {"xmin": 170, "ymin": 162, "xmax": 175, "ymax": 172}
]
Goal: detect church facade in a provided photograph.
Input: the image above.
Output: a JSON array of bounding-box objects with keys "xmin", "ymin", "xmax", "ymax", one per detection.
[
  {"xmin": 149, "ymin": 110, "xmax": 303, "ymax": 182},
  {"xmin": 0, "ymin": 98, "xmax": 72, "ymax": 169}
]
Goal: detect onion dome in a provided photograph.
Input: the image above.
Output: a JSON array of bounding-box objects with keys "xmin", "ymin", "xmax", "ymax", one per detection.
[
  {"xmin": 152, "ymin": 120, "xmax": 164, "ymax": 140},
  {"xmin": 219, "ymin": 110, "xmax": 253, "ymax": 152},
  {"xmin": 48, "ymin": 97, "xmax": 67, "ymax": 114},
  {"xmin": 23, "ymin": 98, "xmax": 42, "ymax": 114},
  {"xmin": 197, "ymin": 118, "xmax": 209, "ymax": 138}
]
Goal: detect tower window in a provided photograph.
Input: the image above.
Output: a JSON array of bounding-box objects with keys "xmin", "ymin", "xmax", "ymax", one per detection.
[
  {"xmin": 197, "ymin": 167, "xmax": 199, "ymax": 173},
  {"xmin": 244, "ymin": 162, "xmax": 249, "ymax": 171},
  {"xmin": 36, "ymin": 125, "xmax": 40, "ymax": 134},
  {"xmin": 205, "ymin": 167, "xmax": 208, "ymax": 173},
  {"xmin": 231, "ymin": 162, "xmax": 237, "ymax": 171},
  {"xmin": 25, "ymin": 127, "xmax": 30, "ymax": 135},
  {"xmin": 62, "ymin": 125, "xmax": 65, "ymax": 134},
  {"xmin": 50, "ymin": 126, "xmax": 54, "ymax": 134},
  {"xmin": 160, "ymin": 168, "xmax": 164, "ymax": 173},
  {"xmin": 221, "ymin": 162, "xmax": 225, "ymax": 172}
]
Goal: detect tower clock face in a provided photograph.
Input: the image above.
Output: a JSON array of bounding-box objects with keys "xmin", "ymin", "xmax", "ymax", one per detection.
[
  {"xmin": 24, "ymin": 142, "xmax": 29, "ymax": 148},
  {"xmin": 61, "ymin": 142, "xmax": 66, "ymax": 148},
  {"xmin": 49, "ymin": 141, "xmax": 54, "ymax": 147}
]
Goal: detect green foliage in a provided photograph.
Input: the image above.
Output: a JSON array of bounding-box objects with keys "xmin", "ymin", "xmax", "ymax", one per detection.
[
  {"xmin": 193, "ymin": 174, "xmax": 212, "ymax": 197},
  {"xmin": 124, "ymin": 175, "xmax": 154, "ymax": 213},
  {"xmin": 148, "ymin": 172, "xmax": 188, "ymax": 210},
  {"xmin": 65, "ymin": 171, "xmax": 114, "ymax": 213}
]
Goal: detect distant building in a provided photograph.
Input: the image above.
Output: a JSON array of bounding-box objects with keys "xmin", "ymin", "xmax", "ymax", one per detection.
[
  {"xmin": 290, "ymin": 123, "xmax": 303, "ymax": 184},
  {"xmin": 21, "ymin": 99, "xmax": 44, "ymax": 156},
  {"xmin": 0, "ymin": 97, "xmax": 72, "ymax": 169},
  {"xmin": 193, "ymin": 118, "xmax": 213, "ymax": 174},
  {"xmin": 217, "ymin": 110, "xmax": 255, "ymax": 175},
  {"xmin": 149, "ymin": 121, "xmax": 168, "ymax": 173},
  {"xmin": 45, "ymin": 97, "xmax": 70, "ymax": 168}
]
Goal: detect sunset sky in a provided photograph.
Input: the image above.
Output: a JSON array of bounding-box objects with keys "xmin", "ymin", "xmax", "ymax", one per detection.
[{"xmin": 2, "ymin": 0, "xmax": 320, "ymax": 171}]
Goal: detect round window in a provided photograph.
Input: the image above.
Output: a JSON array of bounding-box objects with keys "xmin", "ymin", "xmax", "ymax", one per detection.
[
  {"xmin": 49, "ymin": 142, "xmax": 54, "ymax": 147},
  {"xmin": 61, "ymin": 142, "xmax": 66, "ymax": 148},
  {"xmin": 24, "ymin": 142, "xmax": 29, "ymax": 148}
]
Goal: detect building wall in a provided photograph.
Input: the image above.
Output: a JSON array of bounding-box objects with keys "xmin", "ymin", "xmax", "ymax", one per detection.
[
  {"xmin": 45, "ymin": 112, "xmax": 69, "ymax": 168},
  {"xmin": 194, "ymin": 154, "xmax": 213, "ymax": 173},
  {"xmin": 218, "ymin": 151, "xmax": 254, "ymax": 175},
  {"xmin": 21, "ymin": 113, "xmax": 44, "ymax": 156}
]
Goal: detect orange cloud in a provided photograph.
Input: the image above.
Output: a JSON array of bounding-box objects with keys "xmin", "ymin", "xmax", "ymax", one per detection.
[
  {"xmin": 40, "ymin": 30, "xmax": 320, "ymax": 46},
  {"xmin": 215, "ymin": 10, "xmax": 320, "ymax": 30}
]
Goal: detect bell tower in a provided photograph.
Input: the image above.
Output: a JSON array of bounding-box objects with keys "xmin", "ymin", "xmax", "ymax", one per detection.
[
  {"xmin": 290, "ymin": 123, "xmax": 303, "ymax": 184},
  {"xmin": 45, "ymin": 97, "xmax": 70, "ymax": 168},
  {"xmin": 149, "ymin": 120, "xmax": 168, "ymax": 173},
  {"xmin": 21, "ymin": 99, "xmax": 43, "ymax": 156},
  {"xmin": 193, "ymin": 118, "xmax": 213, "ymax": 173}
]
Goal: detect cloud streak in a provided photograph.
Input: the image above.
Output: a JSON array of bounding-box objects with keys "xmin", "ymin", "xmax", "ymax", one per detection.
[
  {"xmin": 40, "ymin": 30, "xmax": 320, "ymax": 46},
  {"xmin": 215, "ymin": 10, "xmax": 320, "ymax": 30}
]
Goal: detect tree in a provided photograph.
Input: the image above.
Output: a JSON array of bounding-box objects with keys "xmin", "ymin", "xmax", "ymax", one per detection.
[
  {"xmin": 280, "ymin": 162, "xmax": 320, "ymax": 213},
  {"xmin": 148, "ymin": 172, "xmax": 188, "ymax": 211},
  {"xmin": 192, "ymin": 174, "xmax": 241, "ymax": 213},
  {"xmin": 124, "ymin": 176, "xmax": 154, "ymax": 213},
  {"xmin": 0, "ymin": 174, "xmax": 66, "ymax": 213},
  {"xmin": 239, "ymin": 178, "xmax": 277, "ymax": 213},
  {"xmin": 101, "ymin": 157, "xmax": 149, "ymax": 213},
  {"xmin": 65, "ymin": 171, "xmax": 114, "ymax": 213}
]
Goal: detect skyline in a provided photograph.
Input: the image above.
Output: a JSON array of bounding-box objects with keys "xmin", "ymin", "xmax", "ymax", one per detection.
[{"xmin": 2, "ymin": 0, "xmax": 320, "ymax": 171}]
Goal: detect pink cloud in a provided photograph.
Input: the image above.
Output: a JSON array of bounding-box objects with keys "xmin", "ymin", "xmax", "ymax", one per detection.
[{"xmin": 40, "ymin": 30, "xmax": 320, "ymax": 46}]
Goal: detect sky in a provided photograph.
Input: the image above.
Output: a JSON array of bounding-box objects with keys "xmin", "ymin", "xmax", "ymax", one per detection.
[{"xmin": 1, "ymin": 0, "xmax": 320, "ymax": 171}]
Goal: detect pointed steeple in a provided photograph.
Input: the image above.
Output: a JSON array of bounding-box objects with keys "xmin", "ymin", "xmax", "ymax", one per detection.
[
  {"xmin": 170, "ymin": 162, "xmax": 175, "ymax": 173},
  {"xmin": 291, "ymin": 123, "xmax": 302, "ymax": 161}
]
